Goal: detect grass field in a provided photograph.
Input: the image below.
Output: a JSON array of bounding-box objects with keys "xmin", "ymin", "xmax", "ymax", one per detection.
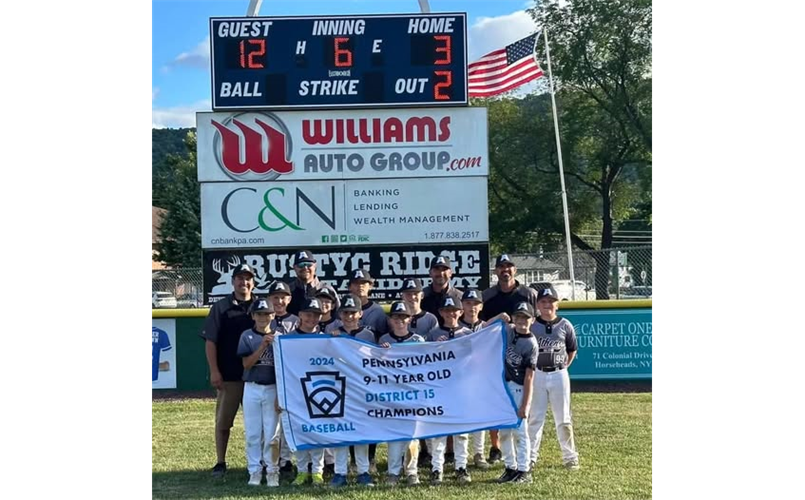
[{"xmin": 153, "ymin": 393, "xmax": 651, "ymax": 499}]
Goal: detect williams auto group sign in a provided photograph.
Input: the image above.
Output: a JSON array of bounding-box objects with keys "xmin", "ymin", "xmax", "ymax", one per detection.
[{"xmin": 196, "ymin": 108, "xmax": 488, "ymax": 181}]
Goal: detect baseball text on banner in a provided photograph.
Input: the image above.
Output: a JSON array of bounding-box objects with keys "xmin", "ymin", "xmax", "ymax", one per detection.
[{"xmin": 274, "ymin": 321, "xmax": 518, "ymax": 451}]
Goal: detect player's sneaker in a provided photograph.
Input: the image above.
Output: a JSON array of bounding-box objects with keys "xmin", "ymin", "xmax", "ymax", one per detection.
[
  {"xmin": 488, "ymin": 447, "xmax": 502, "ymax": 464},
  {"xmin": 512, "ymin": 471, "xmax": 533, "ymax": 484},
  {"xmin": 429, "ymin": 470, "xmax": 443, "ymax": 485},
  {"xmin": 473, "ymin": 453, "xmax": 490, "ymax": 469},
  {"xmin": 356, "ymin": 472, "xmax": 375, "ymax": 486},
  {"xmin": 248, "ymin": 471, "xmax": 262, "ymax": 486},
  {"xmin": 406, "ymin": 473, "xmax": 421, "ymax": 486},
  {"xmin": 310, "ymin": 472, "xmax": 324, "ymax": 485},
  {"xmin": 211, "ymin": 462, "xmax": 227, "ymax": 478},
  {"xmin": 265, "ymin": 472, "xmax": 279, "ymax": 487},
  {"xmin": 329, "ymin": 473, "xmax": 348, "ymax": 487},
  {"xmin": 497, "ymin": 467, "xmax": 518, "ymax": 483},
  {"xmin": 564, "ymin": 459, "xmax": 580, "ymax": 470},
  {"xmin": 456, "ymin": 469, "xmax": 472, "ymax": 484},
  {"xmin": 386, "ymin": 474, "xmax": 400, "ymax": 486}
]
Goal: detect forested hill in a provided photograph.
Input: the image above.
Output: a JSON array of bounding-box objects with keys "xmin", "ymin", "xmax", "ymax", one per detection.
[{"xmin": 152, "ymin": 128, "xmax": 193, "ymax": 209}]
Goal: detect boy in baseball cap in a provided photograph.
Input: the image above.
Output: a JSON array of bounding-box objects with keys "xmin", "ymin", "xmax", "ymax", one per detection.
[
  {"xmin": 377, "ymin": 301, "xmax": 424, "ymax": 486},
  {"xmin": 328, "ymin": 293, "xmax": 376, "ymax": 488},
  {"xmin": 399, "ymin": 278, "xmax": 438, "ymax": 337},
  {"xmin": 267, "ymin": 281, "xmax": 299, "ymax": 335},
  {"xmin": 348, "ymin": 269, "xmax": 388, "ymax": 341},
  {"xmin": 289, "ymin": 297, "xmax": 326, "ymax": 486},
  {"xmin": 424, "ymin": 296, "xmax": 473, "ymax": 485},
  {"xmin": 498, "ymin": 301, "xmax": 539, "ymax": 484},
  {"xmin": 528, "ymin": 285, "xmax": 580, "ymax": 471},
  {"xmin": 237, "ymin": 298, "xmax": 281, "ymax": 486}
]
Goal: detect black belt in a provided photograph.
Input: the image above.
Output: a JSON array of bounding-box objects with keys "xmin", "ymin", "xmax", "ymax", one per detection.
[
  {"xmin": 537, "ymin": 367, "xmax": 560, "ymax": 372},
  {"xmin": 251, "ymin": 381, "xmax": 274, "ymax": 386}
]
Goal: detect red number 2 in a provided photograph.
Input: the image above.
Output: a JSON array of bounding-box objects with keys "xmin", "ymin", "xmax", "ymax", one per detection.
[
  {"xmin": 239, "ymin": 39, "xmax": 266, "ymax": 69},
  {"xmin": 434, "ymin": 70, "xmax": 452, "ymax": 100}
]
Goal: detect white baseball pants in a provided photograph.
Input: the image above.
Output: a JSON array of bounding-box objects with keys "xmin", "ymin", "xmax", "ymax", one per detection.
[
  {"xmin": 294, "ymin": 448, "xmax": 324, "ymax": 474},
  {"xmin": 500, "ymin": 381, "xmax": 531, "ymax": 472},
  {"xmin": 334, "ymin": 444, "xmax": 369, "ymax": 475},
  {"xmin": 387, "ymin": 440, "xmax": 419, "ymax": 476},
  {"xmin": 529, "ymin": 368, "xmax": 578, "ymax": 464},
  {"xmin": 243, "ymin": 382, "xmax": 281, "ymax": 474}
]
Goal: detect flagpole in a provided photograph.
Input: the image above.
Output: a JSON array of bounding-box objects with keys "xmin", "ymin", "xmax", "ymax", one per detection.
[{"xmin": 542, "ymin": 28, "xmax": 577, "ymax": 299}]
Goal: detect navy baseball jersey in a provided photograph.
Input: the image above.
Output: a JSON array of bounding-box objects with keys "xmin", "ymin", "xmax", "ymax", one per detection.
[
  {"xmin": 237, "ymin": 328, "xmax": 278, "ymax": 385},
  {"xmin": 531, "ymin": 317, "xmax": 578, "ymax": 370},
  {"xmin": 504, "ymin": 324, "xmax": 539, "ymax": 386},
  {"xmin": 152, "ymin": 327, "xmax": 172, "ymax": 381}
]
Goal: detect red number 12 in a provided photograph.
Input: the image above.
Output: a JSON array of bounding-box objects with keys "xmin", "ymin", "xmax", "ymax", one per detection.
[{"xmin": 239, "ymin": 39, "xmax": 266, "ymax": 69}]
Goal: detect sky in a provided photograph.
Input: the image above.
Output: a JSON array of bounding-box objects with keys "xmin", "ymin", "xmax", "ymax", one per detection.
[{"xmin": 152, "ymin": 0, "xmax": 542, "ymax": 128}]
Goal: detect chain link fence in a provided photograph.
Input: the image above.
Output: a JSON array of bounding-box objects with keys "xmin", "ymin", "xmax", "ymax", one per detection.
[
  {"xmin": 490, "ymin": 246, "xmax": 652, "ymax": 301},
  {"xmin": 152, "ymin": 268, "xmax": 205, "ymax": 308},
  {"xmin": 152, "ymin": 246, "xmax": 651, "ymax": 306}
]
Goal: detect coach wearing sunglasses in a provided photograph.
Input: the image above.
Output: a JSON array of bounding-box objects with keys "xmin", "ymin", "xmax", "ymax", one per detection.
[{"xmin": 287, "ymin": 250, "xmax": 322, "ymax": 316}]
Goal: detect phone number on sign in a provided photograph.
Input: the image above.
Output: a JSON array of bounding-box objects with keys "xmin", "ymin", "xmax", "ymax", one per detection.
[{"xmin": 423, "ymin": 231, "xmax": 481, "ymax": 240}]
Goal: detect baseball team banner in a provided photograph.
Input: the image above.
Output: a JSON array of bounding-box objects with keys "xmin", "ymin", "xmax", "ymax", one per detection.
[{"xmin": 274, "ymin": 321, "xmax": 518, "ymax": 451}]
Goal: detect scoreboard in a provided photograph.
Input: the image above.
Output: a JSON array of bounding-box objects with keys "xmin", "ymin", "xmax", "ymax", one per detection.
[{"xmin": 209, "ymin": 13, "xmax": 467, "ymax": 110}]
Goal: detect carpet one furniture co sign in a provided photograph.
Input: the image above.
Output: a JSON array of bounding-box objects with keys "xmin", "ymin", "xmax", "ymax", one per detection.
[{"xmin": 197, "ymin": 107, "xmax": 489, "ymax": 249}]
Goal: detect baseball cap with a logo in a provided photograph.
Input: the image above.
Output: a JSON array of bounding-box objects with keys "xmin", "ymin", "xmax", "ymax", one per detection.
[
  {"xmin": 438, "ymin": 296, "xmax": 462, "ymax": 311},
  {"xmin": 232, "ymin": 263, "xmax": 256, "ymax": 278},
  {"xmin": 400, "ymin": 277, "xmax": 423, "ymax": 292},
  {"xmin": 388, "ymin": 301, "xmax": 412, "ymax": 317},
  {"xmin": 301, "ymin": 297, "xmax": 323, "ymax": 314},
  {"xmin": 536, "ymin": 286, "xmax": 559, "ymax": 302},
  {"xmin": 495, "ymin": 254, "xmax": 515, "ymax": 267},
  {"xmin": 349, "ymin": 269, "xmax": 374, "ymax": 284},
  {"xmin": 314, "ymin": 286, "xmax": 337, "ymax": 303},
  {"xmin": 512, "ymin": 301, "xmax": 535, "ymax": 318},
  {"xmin": 338, "ymin": 294, "xmax": 362, "ymax": 313},
  {"xmin": 430, "ymin": 255, "xmax": 452, "ymax": 270},
  {"xmin": 295, "ymin": 250, "xmax": 317, "ymax": 266},
  {"xmin": 461, "ymin": 289, "xmax": 483, "ymax": 303},
  {"xmin": 249, "ymin": 298, "xmax": 274, "ymax": 314},
  {"xmin": 268, "ymin": 280, "xmax": 292, "ymax": 296}
]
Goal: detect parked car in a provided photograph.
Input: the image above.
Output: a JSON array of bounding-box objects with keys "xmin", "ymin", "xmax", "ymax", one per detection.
[
  {"xmin": 622, "ymin": 285, "xmax": 652, "ymax": 299},
  {"xmin": 152, "ymin": 291, "xmax": 177, "ymax": 309},
  {"xmin": 176, "ymin": 293, "xmax": 204, "ymax": 308},
  {"xmin": 530, "ymin": 280, "xmax": 596, "ymax": 301}
]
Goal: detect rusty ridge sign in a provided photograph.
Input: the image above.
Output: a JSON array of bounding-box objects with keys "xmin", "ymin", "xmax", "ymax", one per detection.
[{"xmin": 203, "ymin": 244, "xmax": 489, "ymax": 303}]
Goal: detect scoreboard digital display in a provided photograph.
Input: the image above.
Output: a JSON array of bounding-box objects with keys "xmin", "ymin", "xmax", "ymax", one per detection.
[{"xmin": 209, "ymin": 13, "xmax": 468, "ymax": 110}]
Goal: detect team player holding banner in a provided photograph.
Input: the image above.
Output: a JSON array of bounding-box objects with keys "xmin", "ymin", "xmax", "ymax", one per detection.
[{"xmin": 273, "ymin": 319, "xmax": 521, "ymax": 474}]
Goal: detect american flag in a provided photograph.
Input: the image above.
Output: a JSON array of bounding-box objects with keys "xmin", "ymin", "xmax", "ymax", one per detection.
[{"xmin": 468, "ymin": 33, "xmax": 544, "ymax": 98}]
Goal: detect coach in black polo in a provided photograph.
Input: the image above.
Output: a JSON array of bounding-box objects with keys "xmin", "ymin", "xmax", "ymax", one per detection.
[
  {"xmin": 421, "ymin": 255, "xmax": 463, "ymax": 325},
  {"xmin": 288, "ymin": 250, "xmax": 321, "ymax": 316},
  {"xmin": 481, "ymin": 254, "xmax": 539, "ymax": 321},
  {"xmin": 200, "ymin": 263, "xmax": 257, "ymax": 479}
]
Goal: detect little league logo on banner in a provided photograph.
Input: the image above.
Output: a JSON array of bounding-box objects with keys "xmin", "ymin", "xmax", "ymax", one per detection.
[{"xmin": 274, "ymin": 321, "xmax": 519, "ymax": 451}]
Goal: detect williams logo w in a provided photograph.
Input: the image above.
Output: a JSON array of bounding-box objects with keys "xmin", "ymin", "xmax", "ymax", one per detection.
[{"xmin": 301, "ymin": 371, "xmax": 346, "ymax": 419}]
